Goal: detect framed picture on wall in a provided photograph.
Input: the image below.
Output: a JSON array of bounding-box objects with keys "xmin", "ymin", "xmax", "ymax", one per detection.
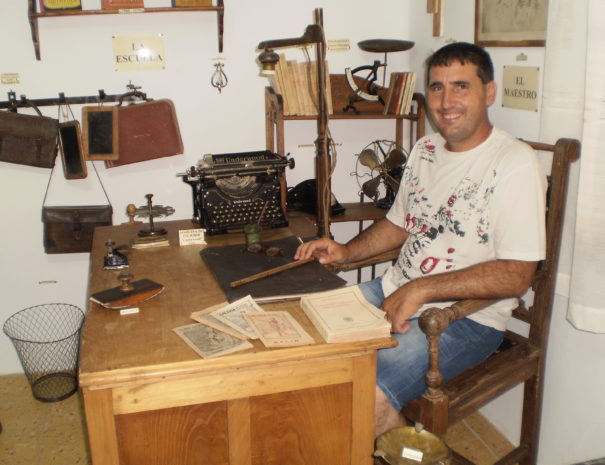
[{"xmin": 475, "ymin": 0, "xmax": 548, "ymax": 47}]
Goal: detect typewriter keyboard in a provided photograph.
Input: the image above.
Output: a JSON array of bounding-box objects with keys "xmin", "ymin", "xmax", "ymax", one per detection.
[{"xmin": 202, "ymin": 189, "xmax": 288, "ymax": 234}]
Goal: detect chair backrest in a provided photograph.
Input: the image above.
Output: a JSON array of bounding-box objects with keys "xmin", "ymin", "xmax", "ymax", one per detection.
[
  {"xmin": 402, "ymin": 137, "xmax": 580, "ymax": 465},
  {"xmin": 509, "ymin": 139, "xmax": 580, "ymax": 352}
]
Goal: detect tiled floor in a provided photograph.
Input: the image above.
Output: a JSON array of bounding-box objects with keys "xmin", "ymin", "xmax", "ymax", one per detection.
[{"xmin": 0, "ymin": 373, "xmax": 514, "ymax": 465}]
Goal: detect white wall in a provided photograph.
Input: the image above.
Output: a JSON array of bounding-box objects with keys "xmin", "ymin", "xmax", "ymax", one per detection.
[
  {"xmin": 0, "ymin": 1, "xmax": 412, "ymax": 370},
  {"xmin": 407, "ymin": 2, "xmax": 605, "ymax": 465},
  {"xmin": 2, "ymin": 1, "xmax": 603, "ymax": 464}
]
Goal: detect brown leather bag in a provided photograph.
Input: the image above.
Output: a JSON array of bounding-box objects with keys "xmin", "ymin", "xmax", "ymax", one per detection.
[
  {"xmin": 105, "ymin": 98, "xmax": 183, "ymax": 168},
  {"xmin": 42, "ymin": 163, "xmax": 113, "ymax": 254},
  {"xmin": 0, "ymin": 100, "xmax": 59, "ymax": 168},
  {"xmin": 42, "ymin": 205, "xmax": 113, "ymax": 254}
]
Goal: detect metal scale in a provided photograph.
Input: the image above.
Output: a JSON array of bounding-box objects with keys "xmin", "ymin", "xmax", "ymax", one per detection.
[{"xmin": 344, "ymin": 39, "xmax": 414, "ymax": 113}]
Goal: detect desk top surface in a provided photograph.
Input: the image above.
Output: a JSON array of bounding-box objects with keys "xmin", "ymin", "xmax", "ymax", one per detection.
[{"xmin": 79, "ymin": 219, "xmax": 394, "ymax": 388}]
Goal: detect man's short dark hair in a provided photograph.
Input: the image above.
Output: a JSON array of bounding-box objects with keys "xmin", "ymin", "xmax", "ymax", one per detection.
[{"xmin": 426, "ymin": 42, "xmax": 494, "ymax": 84}]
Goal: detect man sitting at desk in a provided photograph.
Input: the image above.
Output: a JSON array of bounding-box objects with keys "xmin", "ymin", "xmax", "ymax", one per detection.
[{"xmin": 294, "ymin": 42, "xmax": 546, "ymax": 435}]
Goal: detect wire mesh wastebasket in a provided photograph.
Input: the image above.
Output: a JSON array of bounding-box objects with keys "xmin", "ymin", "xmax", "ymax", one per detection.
[{"xmin": 3, "ymin": 303, "xmax": 85, "ymax": 402}]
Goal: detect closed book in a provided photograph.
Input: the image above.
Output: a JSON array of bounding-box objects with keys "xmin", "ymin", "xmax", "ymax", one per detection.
[
  {"xmin": 293, "ymin": 61, "xmax": 308, "ymax": 116},
  {"xmin": 395, "ymin": 72, "xmax": 409, "ymax": 115},
  {"xmin": 90, "ymin": 278, "xmax": 164, "ymax": 309},
  {"xmin": 306, "ymin": 61, "xmax": 319, "ymax": 116},
  {"xmin": 101, "ymin": 0, "xmax": 144, "ymax": 9},
  {"xmin": 382, "ymin": 72, "xmax": 399, "ymax": 116},
  {"xmin": 39, "ymin": 0, "xmax": 81, "ymax": 11},
  {"xmin": 273, "ymin": 58, "xmax": 289, "ymax": 115},
  {"xmin": 105, "ymin": 99, "xmax": 183, "ymax": 168},
  {"xmin": 300, "ymin": 286, "xmax": 391, "ymax": 343},
  {"xmin": 305, "ymin": 61, "xmax": 332, "ymax": 115},
  {"xmin": 283, "ymin": 59, "xmax": 301, "ymax": 116},
  {"xmin": 386, "ymin": 72, "xmax": 405, "ymax": 115},
  {"xmin": 172, "ymin": 0, "xmax": 213, "ymax": 6},
  {"xmin": 401, "ymin": 72, "xmax": 418, "ymax": 115}
]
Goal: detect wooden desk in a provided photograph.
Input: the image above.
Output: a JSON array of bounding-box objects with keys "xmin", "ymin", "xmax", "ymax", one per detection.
[{"xmin": 80, "ymin": 219, "xmax": 395, "ymax": 465}]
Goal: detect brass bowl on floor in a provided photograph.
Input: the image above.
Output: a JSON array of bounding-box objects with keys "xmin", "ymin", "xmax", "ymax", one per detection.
[{"xmin": 375, "ymin": 424, "xmax": 452, "ymax": 465}]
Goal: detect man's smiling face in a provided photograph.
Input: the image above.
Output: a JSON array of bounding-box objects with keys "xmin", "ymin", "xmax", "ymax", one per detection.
[{"xmin": 427, "ymin": 61, "xmax": 496, "ymax": 152}]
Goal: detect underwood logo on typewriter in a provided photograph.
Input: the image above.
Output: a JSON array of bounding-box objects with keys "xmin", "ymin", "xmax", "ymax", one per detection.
[{"xmin": 179, "ymin": 150, "xmax": 294, "ymax": 235}]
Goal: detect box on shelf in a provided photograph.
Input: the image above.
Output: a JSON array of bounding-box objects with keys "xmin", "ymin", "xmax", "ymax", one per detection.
[
  {"xmin": 39, "ymin": 0, "xmax": 82, "ymax": 11},
  {"xmin": 101, "ymin": 0, "xmax": 144, "ymax": 9},
  {"xmin": 171, "ymin": 0, "xmax": 213, "ymax": 6}
]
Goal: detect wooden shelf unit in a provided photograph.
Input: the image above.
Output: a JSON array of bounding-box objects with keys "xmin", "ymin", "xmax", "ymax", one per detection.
[
  {"xmin": 265, "ymin": 75, "xmax": 426, "ymax": 230},
  {"xmin": 27, "ymin": 0, "xmax": 224, "ymax": 60}
]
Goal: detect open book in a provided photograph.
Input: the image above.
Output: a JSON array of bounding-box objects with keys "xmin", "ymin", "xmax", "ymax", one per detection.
[{"xmin": 300, "ymin": 286, "xmax": 392, "ymax": 343}]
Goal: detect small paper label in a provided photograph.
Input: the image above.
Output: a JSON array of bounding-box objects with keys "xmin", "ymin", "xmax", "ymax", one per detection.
[
  {"xmin": 179, "ymin": 228, "xmax": 206, "ymax": 246},
  {"xmin": 401, "ymin": 446, "xmax": 424, "ymax": 462},
  {"xmin": 120, "ymin": 307, "xmax": 140, "ymax": 315},
  {"xmin": 1, "ymin": 73, "xmax": 20, "ymax": 85},
  {"xmin": 327, "ymin": 39, "xmax": 350, "ymax": 51}
]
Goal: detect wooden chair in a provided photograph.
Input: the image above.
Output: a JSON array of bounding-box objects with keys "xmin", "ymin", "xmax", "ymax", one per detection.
[{"xmin": 400, "ymin": 138, "xmax": 581, "ymax": 465}]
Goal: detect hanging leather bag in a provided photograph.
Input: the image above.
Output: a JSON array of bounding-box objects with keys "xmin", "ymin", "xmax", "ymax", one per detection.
[
  {"xmin": 105, "ymin": 91, "xmax": 183, "ymax": 168},
  {"xmin": 0, "ymin": 99, "xmax": 59, "ymax": 168},
  {"xmin": 42, "ymin": 163, "xmax": 113, "ymax": 254}
]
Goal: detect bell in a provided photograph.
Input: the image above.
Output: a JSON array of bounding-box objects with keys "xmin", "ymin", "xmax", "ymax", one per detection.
[{"xmin": 374, "ymin": 423, "xmax": 452, "ymax": 465}]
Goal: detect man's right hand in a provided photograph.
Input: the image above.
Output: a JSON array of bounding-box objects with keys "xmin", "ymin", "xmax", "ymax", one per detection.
[{"xmin": 294, "ymin": 237, "xmax": 349, "ymax": 265}]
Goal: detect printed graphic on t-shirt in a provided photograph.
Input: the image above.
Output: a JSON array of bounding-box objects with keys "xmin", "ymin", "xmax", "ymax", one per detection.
[{"xmin": 395, "ymin": 138, "xmax": 495, "ymax": 279}]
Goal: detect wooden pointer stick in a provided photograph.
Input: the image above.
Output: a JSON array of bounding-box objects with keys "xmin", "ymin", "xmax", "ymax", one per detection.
[{"xmin": 230, "ymin": 257, "xmax": 315, "ymax": 288}]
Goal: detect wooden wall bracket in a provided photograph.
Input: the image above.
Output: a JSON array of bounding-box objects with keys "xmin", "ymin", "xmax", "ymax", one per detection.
[{"xmin": 426, "ymin": 0, "xmax": 444, "ymax": 37}]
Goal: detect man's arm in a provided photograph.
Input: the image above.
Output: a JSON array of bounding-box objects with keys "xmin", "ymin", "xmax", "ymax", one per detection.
[
  {"xmin": 295, "ymin": 218, "xmax": 408, "ymax": 265},
  {"xmin": 344, "ymin": 218, "xmax": 409, "ymax": 262},
  {"xmin": 384, "ymin": 259, "xmax": 537, "ymax": 333}
]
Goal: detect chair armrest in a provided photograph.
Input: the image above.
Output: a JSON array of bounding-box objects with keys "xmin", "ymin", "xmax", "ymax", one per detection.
[
  {"xmin": 416, "ymin": 299, "xmax": 498, "ymax": 399},
  {"xmin": 418, "ymin": 299, "xmax": 498, "ymax": 337}
]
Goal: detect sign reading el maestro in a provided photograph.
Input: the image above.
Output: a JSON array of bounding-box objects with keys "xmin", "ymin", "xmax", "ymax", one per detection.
[
  {"xmin": 502, "ymin": 66, "xmax": 540, "ymax": 112},
  {"xmin": 112, "ymin": 35, "xmax": 165, "ymax": 71}
]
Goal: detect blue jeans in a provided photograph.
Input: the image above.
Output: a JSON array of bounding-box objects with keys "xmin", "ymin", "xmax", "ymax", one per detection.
[{"xmin": 358, "ymin": 277, "xmax": 504, "ymax": 411}]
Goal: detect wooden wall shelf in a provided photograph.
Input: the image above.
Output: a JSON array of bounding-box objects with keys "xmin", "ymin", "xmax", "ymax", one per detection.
[
  {"xmin": 27, "ymin": 0, "xmax": 224, "ymax": 60},
  {"xmin": 265, "ymin": 77, "xmax": 426, "ymax": 234}
]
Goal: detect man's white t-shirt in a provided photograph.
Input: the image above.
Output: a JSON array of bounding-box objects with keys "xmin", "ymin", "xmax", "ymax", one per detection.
[{"xmin": 382, "ymin": 127, "xmax": 547, "ymax": 330}]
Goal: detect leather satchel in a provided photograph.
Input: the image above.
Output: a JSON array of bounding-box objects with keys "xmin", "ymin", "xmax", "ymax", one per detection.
[
  {"xmin": 42, "ymin": 162, "xmax": 112, "ymax": 254},
  {"xmin": 0, "ymin": 101, "xmax": 59, "ymax": 168},
  {"xmin": 105, "ymin": 98, "xmax": 183, "ymax": 168},
  {"xmin": 42, "ymin": 205, "xmax": 113, "ymax": 254}
]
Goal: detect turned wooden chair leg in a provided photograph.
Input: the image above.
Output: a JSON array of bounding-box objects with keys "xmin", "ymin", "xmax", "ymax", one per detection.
[{"xmin": 518, "ymin": 375, "xmax": 543, "ymax": 465}]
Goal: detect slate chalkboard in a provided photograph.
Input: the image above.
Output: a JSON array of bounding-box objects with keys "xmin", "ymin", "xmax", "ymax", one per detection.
[{"xmin": 201, "ymin": 236, "xmax": 347, "ymax": 302}]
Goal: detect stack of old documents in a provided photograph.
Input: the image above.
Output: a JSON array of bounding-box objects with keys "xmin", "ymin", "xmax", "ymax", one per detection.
[{"xmin": 173, "ymin": 295, "xmax": 314, "ymax": 358}]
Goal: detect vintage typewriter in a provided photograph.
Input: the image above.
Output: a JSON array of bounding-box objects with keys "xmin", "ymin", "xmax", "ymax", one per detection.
[{"xmin": 179, "ymin": 150, "xmax": 294, "ymax": 235}]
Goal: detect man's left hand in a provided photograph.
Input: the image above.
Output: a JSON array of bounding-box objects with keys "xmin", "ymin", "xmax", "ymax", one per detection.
[{"xmin": 381, "ymin": 283, "xmax": 425, "ymax": 333}]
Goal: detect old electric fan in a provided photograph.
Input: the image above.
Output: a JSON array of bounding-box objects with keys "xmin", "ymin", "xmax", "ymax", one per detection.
[{"xmin": 353, "ymin": 139, "xmax": 407, "ymax": 209}]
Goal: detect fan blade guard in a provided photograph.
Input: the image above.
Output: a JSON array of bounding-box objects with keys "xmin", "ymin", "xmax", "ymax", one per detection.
[
  {"xmin": 384, "ymin": 149, "xmax": 406, "ymax": 170},
  {"xmin": 358, "ymin": 149, "xmax": 381, "ymax": 170},
  {"xmin": 362, "ymin": 176, "xmax": 382, "ymax": 199}
]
